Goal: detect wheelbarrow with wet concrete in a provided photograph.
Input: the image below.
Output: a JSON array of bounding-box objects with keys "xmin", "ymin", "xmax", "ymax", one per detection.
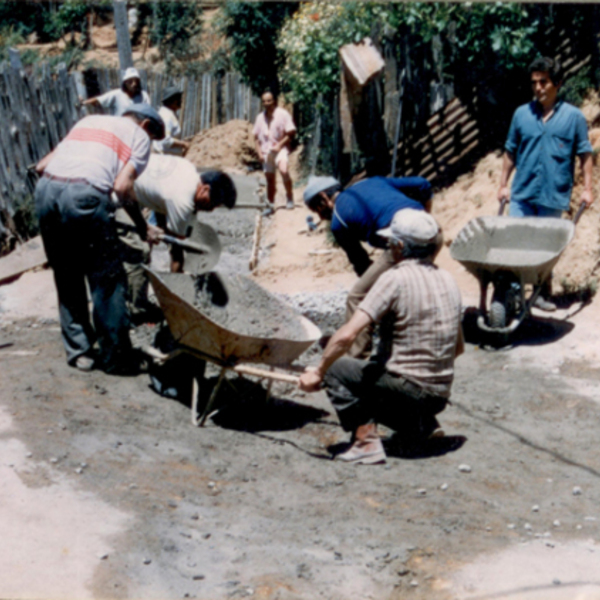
[
  {"xmin": 450, "ymin": 201, "xmax": 585, "ymax": 340},
  {"xmin": 143, "ymin": 268, "xmax": 321, "ymax": 426}
]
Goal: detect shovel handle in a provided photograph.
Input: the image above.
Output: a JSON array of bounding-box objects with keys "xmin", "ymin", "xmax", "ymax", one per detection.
[
  {"xmin": 498, "ymin": 197, "xmax": 508, "ymax": 216},
  {"xmin": 573, "ymin": 202, "xmax": 587, "ymax": 225}
]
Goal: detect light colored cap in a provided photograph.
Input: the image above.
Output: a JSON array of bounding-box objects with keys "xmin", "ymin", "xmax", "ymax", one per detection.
[
  {"xmin": 377, "ymin": 208, "xmax": 439, "ymax": 245},
  {"xmin": 122, "ymin": 67, "xmax": 141, "ymax": 82},
  {"xmin": 122, "ymin": 103, "xmax": 165, "ymax": 140},
  {"xmin": 303, "ymin": 175, "xmax": 340, "ymax": 204}
]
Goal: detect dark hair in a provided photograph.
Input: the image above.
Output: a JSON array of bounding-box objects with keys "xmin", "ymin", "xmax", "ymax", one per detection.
[
  {"xmin": 307, "ymin": 183, "xmax": 342, "ymax": 209},
  {"xmin": 261, "ymin": 88, "xmax": 278, "ymax": 103},
  {"xmin": 399, "ymin": 240, "xmax": 439, "ymax": 259},
  {"xmin": 529, "ymin": 56, "xmax": 563, "ymax": 86},
  {"xmin": 201, "ymin": 171, "xmax": 237, "ymax": 209}
]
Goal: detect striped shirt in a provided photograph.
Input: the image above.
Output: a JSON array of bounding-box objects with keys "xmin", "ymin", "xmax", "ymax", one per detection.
[
  {"xmin": 45, "ymin": 115, "xmax": 151, "ymax": 192},
  {"xmin": 359, "ymin": 259, "xmax": 462, "ymax": 397}
]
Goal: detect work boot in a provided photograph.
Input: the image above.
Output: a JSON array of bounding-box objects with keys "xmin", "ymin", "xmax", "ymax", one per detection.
[{"xmin": 336, "ymin": 423, "xmax": 387, "ymax": 465}]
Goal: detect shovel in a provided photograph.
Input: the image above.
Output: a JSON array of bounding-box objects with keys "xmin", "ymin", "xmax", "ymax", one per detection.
[{"xmin": 176, "ymin": 220, "xmax": 222, "ymax": 275}]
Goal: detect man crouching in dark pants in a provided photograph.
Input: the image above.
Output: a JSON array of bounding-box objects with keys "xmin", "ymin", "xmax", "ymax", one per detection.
[{"xmin": 299, "ymin": 209, "xmax": 463, "ymax": 464}]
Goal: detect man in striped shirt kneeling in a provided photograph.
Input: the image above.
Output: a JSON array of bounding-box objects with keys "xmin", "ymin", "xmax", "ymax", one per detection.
[{"xmin": 299, "ymin": 209, "xmax": 463, "ymax": 465}]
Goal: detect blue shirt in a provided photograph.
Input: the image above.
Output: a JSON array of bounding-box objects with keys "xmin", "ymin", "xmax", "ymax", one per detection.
[
  {"xmin": 331, "ymin": 176, "xmax": 431, "ymax": 275},
  {"xmin": 505, "ymin": 100, "xmax": 592, "ymax": 210}
]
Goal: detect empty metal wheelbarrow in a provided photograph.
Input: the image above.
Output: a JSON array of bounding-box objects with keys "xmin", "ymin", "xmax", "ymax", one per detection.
[
  {"xmin": 145, "ymin": 268, "xmax": 321, "ymax": 425},
  {"xmin": 450, "ymin": 207, "xmax": 582, "ymax": 335}
]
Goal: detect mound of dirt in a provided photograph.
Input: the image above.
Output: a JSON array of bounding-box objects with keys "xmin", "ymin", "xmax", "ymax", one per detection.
[
  {"xmin": 186, "ymin": 119, "xmax": 259, "ymax": 172},
  {"xmin": 432, "ymin": 148, "xmax": 600, "ymax": 293}
]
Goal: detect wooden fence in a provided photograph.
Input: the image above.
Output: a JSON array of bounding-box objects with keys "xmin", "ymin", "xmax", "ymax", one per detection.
[
  {"xmin": 303, "ymin": 4, "xmax": 600, "ymax": 186},
  {"xmin": 0, "ymin": 59, "xmax": 259, "ymax": 240}
]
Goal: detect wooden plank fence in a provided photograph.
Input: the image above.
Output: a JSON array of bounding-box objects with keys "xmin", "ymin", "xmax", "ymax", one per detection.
[{"xmin": 0, "ymin": 59, "xmax": 259, "ymax": 240}]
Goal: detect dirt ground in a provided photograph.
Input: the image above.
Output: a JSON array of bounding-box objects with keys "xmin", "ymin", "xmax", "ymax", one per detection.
[{"xmin": 3, "ymin": 158, "xmax": 600, "ymax": 599}]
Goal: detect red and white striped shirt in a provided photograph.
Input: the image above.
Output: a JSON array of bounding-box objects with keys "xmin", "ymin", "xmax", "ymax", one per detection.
[{"xmin": 45, "ymin": 115, "xmax": 151, "ymax": 192}]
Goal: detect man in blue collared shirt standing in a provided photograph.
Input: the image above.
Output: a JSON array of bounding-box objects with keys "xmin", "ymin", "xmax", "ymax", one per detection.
[{"xmin": 497, "ymin": 56, "xmax": 593, "ymax": 310}]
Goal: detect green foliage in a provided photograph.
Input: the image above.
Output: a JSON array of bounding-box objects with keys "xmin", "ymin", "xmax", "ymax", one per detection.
[
  {"xmin": 276, "ymin": 2, "xmax": 541, "ymax": 110},
  {"xmin": 0, "ymin": 26, "xmax": 26, "ymax": 61},
  {"xmin": 220, "ymin": 1, "xmax": 298, "ymax": 96},
  {"xmin": 44, "ymin": 0, "xmax": 91, "ymax": 44},
  {"xmin": 12, "ymin": 193, "xmax": 40, "ymax": 241},
  {"xmin": 149, "ymin": 1, "xmax": 203, "ymax": 68},
  {"xmin": 0, "ymin": 1, "xmax": 48, "ymax": 39},
  {"xmin": 561, "ymin": 65, "xmax": 594, "ymax": 107}
]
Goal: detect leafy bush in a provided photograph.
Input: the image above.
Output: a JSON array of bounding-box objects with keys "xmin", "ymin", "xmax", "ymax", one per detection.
[
  {"xmin": 148, "ymin": 1, "xmax": 203, "ymax": 69},
  {"xmin": 44, "ymin": 0, "xmax": 92, "ymax": 45},
  {"xmin": 220, "ymin": 1, "xmax": 298, "ymax": 96}
]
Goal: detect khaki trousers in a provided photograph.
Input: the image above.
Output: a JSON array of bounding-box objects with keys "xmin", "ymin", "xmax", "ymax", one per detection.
[{"xmin": 345, "ymin": 249, "xmax": 396, "ymax": 358}]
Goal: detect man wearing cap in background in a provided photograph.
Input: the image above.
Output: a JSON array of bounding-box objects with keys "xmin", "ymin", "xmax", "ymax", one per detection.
[
  {"xmin": 34, "ymin": 104, "xmax": 165, "ymax": 374},
  {"xmin": 82, "ymin": 67, "xmax": 151, "ymax": 116},
  {"xmin": 299, "ymin": 209, "xmax": 463, "ymax": 465},
  {"xmin": 253, "ymin": 89, "xmax": 296, "ymax": 215},
  {"xmin": 153, "ymin": 86, "xmax": 190, "ymax": 156},
  {"xmin": 303, "ymin": 174, "xmax": 433, "ymax": 358}
]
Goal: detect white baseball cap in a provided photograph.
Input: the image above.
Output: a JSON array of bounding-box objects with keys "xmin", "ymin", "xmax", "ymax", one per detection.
[
  {"xmin": 122, "ymin": 67, "xmax": 141, "ymax": 82},
  {"xmin": 377, "ymin": 208, "xmax": 439, "ymax": 244}
]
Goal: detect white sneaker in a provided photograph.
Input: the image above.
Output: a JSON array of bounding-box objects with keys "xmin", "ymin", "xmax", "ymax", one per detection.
[
  {"xmin": 286, "ymin": 199, "xmax": 295, "ymax": 210},
  {"xmin": 74, "ymin": 355, "xmax": 95, "ymax": 372}
]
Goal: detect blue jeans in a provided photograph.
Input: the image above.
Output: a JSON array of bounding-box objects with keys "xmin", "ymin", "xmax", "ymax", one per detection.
[
  {"xmin": 508, "ymin": 199, "xmax": 563, "ymax": 218},
  {"xmin": 35, "ymin": 177, "xmax": 131, "ymax": 368}
]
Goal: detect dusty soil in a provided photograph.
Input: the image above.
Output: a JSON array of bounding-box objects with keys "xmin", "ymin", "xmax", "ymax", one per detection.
[
  {"xmin": 3, "ymin": 161, "xmax": 600, "ymax": 599},
  {"xmin": 186, "ymin": 120, "xmax": 260, "ymax": 173},
  {"xmin": 5, "ymin": 24, "xmax": 600, "ymax": 588}
]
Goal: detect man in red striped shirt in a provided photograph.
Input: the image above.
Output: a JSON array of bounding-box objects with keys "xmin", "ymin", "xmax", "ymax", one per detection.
[{"xmin": 35, "ymin": 105, "xmax": 164, "ymax": 374}]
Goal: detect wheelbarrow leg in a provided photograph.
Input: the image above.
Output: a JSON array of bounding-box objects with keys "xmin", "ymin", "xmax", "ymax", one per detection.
[{"xmin": 195, "ymin": 367, "xmax": 227, "ymax": 427}]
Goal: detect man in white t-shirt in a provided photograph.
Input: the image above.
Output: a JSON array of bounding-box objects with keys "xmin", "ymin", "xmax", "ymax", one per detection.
[
  {"xmin": 253, "ymin": 89, "xmax": 296, "ymax": 215},
  {"xmin": 153, "ymin": 86, "xmax": 190, "ymax": 156},
  {"xmin": 34, "ymin": 104, "xmax": 165, "ymax": 374},
  {"xmin": 82, "ymin": 67, "xmax": 151, "ymax": 117}
]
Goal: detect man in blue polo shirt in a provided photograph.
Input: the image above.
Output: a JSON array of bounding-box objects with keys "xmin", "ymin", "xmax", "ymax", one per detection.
[
  {"xmin": 497, "ymin": 56, "xmax": 593, "ymax": 310},
  {"xmin": 304, "ymin": 175, "xmax": 432, "ymax": 357}
]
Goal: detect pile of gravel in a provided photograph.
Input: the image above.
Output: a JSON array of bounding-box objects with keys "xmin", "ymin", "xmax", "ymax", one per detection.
[{"xmin": 277, "ymin": 291, "xmax": 347, "ymax": 337}]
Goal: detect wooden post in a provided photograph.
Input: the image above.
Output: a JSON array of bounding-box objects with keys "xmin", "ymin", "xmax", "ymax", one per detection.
[{"xmin": 113, "ymin": 0, "xmax": 133, "ymax": 71}]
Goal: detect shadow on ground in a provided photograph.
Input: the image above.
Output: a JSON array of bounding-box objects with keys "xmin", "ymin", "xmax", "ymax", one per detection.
[
  {"xmin": 462, "ymin": 306, "xmax": 575, "ymax": 350},
  {"xmin": 326, "ymin": 435, "xmax": 467, "ymax": 461},
  {"xmin": 203, "ymin": 376, "xmax": 329, "ymax": 432}
]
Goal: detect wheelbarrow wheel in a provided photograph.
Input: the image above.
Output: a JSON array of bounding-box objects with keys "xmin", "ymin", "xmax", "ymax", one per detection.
[
  {"xmin": 488, "ymin": 275, "xmax": 520, "ymax": 330},
  {"xmin": 489, "ymin": 298, "xmax": 507, "ymax": 329}
]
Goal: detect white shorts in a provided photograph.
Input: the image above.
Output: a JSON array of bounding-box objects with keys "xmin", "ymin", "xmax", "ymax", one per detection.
[{"xmin": 264, "ymin": 147, "xmax": 289, "ymax": 174}]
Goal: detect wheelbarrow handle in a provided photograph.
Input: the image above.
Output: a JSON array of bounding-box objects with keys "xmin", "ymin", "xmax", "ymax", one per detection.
[
  {"xmin": 573, "ymin": 202, "xmax": 587, "ymax": 225},
  {"xmin": 233, "ymin": 364, "xmax": 299, "ymax": 385}
]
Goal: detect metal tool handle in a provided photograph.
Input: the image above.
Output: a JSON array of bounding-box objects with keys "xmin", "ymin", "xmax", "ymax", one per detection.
[
  {"xmin": 498, "ymin": 197, "xmax": 508, "ymax": 216},
  {"xmin": 161, "ymin": 234, "xmax": 208, "ymax": 254},
  {"xmin": 573, "ymin": 202, "xmax": 587, "ymax": 225}
]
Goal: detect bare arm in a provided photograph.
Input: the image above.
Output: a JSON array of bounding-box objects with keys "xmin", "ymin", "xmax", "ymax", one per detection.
[
  {"xmin": 35, "ymin": 150, "xmax": 56, "ymax": 174},
  {"xmin": 497, "ymin": 152, "xmax": 515, "ymax": 203},
  {"xmin": 299, "ymin": 309, "xmax": 372, "ymax": 392},
  {"xmin": 579, "ymin": 152, "xmax": 594, "ymax": 207},
  {"xmin": 81, "ymin": 97, "xmax": 100, "ymax": 107},
  {"xmin": 254, "ymin": 134, "xmax": 264, "ymax": 162},
  {"xmin": 114, "ymin": 163, "xmax": 161, "ymax": 244},
  {"xmin": 272, "ymin": 132, "xmax": 292, "ymax": 153}
]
